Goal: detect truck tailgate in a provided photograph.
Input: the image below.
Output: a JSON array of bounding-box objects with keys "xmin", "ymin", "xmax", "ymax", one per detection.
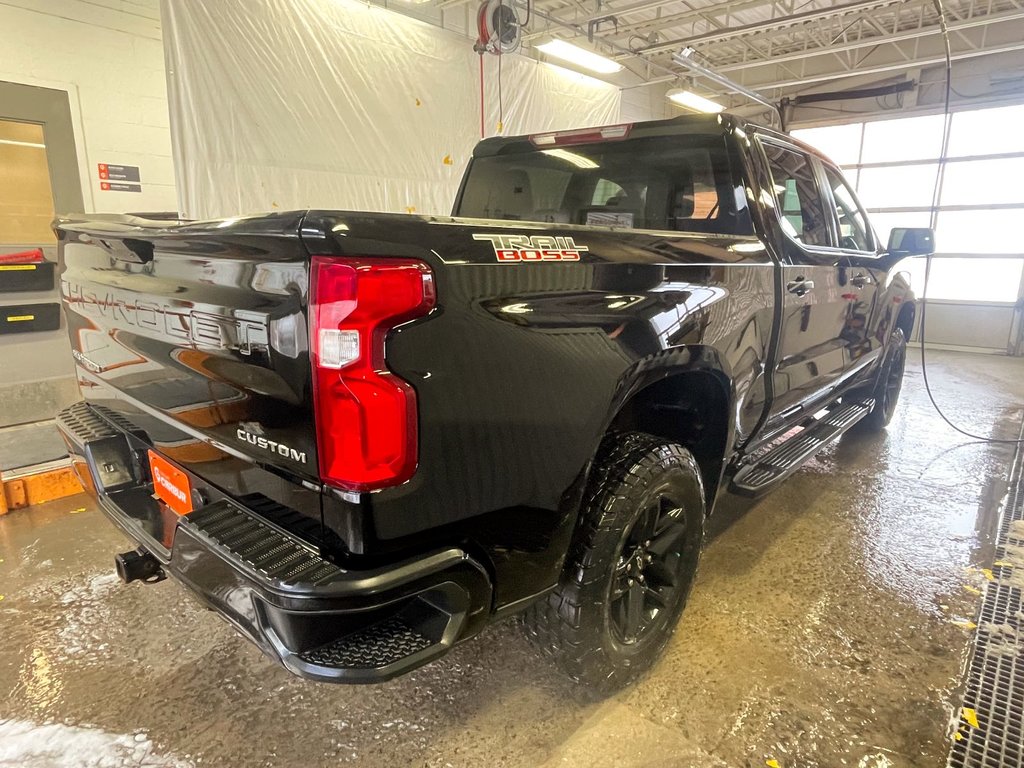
[{"xmin": 57, "ymin": 212, "xmax": 318, "ymax": 489}]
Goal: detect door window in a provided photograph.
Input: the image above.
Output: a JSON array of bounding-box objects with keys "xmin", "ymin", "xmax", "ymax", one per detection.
[
  {"xmin": 760, "ymin": 142, "xmax": 829, "ymax": 247},
  {"xmin": 0, "ymin": 120, "xmax": 55, "ymax": 244},
  {"xmin": 822, "ymin": 165, "xmax": 873, "ymax": 251}
]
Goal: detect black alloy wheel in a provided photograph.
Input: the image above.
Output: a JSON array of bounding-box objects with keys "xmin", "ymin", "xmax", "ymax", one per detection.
[
  {"xmin": 863, "ymin": 327, "xmax": 907, "ymax": 431},
  {"xmin": 609, "ymin": 494, "xmax": 692, "ymax": 647}
]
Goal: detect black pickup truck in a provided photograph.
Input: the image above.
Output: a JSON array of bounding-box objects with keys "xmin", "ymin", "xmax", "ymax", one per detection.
[{"xmin": 54, "ymin": 114, "xmax": 928, "ymax": 690}]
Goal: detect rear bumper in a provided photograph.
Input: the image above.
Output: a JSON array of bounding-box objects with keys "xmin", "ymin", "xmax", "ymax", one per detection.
[{"xmin": 56, "ymin": 402, "xmax": 492, "ymax": 683}]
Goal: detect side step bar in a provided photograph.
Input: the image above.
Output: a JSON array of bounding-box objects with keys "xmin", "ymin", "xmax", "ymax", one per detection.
[{"xmin": 730, "ymin": 399, "xmax": 873, "ymax": 497}]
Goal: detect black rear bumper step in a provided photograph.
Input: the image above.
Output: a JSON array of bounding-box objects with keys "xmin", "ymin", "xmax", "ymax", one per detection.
[
  {"xmin": 730, "ymin": 399, "xmax": 872, "ymax": 497},
  {"xmin": 56, "ymin": 401, "xmax": 493, "ymax": 683},
  {"xmin": 185, "ymin": 502, "xmax": 340, "ymax": 588}
]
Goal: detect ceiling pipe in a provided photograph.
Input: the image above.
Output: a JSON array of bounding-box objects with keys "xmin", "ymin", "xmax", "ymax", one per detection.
[{"xmin": 671, "ymin": 49, "xmax": 781, "ymax": 123}]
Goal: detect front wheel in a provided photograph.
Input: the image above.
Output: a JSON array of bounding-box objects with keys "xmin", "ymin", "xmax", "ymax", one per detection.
[
  {"xmin": 862, "ymin": 327, "xmax": 907, "ymax": 431},
  {"xmin": 523, "ymin": 432, "xmax": 705, "ymax": 693}
]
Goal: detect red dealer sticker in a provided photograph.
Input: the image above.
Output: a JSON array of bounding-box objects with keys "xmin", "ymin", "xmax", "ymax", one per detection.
[{"xmin": 148, "ymin": 450, "xmax": 193, "ymax": 516}]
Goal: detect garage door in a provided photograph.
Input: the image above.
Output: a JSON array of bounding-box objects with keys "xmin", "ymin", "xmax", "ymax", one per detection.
[{"xmin": 793, "ymin": 104, "xmax": 1024, "ymax": 354}]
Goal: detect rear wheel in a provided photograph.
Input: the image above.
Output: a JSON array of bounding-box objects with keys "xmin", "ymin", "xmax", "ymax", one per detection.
[
  {"xmin": 862, "ymin": 327, "xmax": 907, "ymax": 431},
  {"xmin": 523, "ymin": 432, "xmax": 705, "ymax": 692}
]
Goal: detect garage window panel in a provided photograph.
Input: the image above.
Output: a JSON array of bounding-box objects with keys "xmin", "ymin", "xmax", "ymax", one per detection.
[
  {"xmin": 940, "ymin": 157, "xmax": 1024, "ymax": 207},
  {"xmin": 857, "ymin": 163, "xmax": 939, "ymax": 209},
  {"xmin": 937, "ymin": 209, "xmax": 1024, "ymax": 254},
  {"xmin": 860, "ymin": 114, "xmax": 946, "ymax": 164},
  {"xmin": 893, "ymin": 256, "xmax": 1024, "ymax": 303},
  {"xmin": 791, "ymin": 123, "xmax": 864, "ymax": 166},
  {"xmin": 948, "ymin": 104, "xmax": 1024, "ymax": 157}
]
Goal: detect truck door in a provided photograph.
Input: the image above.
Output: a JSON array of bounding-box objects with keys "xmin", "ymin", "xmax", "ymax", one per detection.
[
  {"xmin": 758, "ymin": 138, "xmax": 860, "ymax": 429},
  {"xmin": 819, "ymin": 162, "xmax": 884, "ymax": 375}
]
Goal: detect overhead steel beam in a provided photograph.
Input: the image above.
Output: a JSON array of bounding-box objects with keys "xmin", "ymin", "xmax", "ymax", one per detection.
[
  {"xmin": 520, "ymin": 2, "xmax": 682, "ymax": 83},
  {"xmin": 625, "ymin": 0, "xmax": 911, "ymax": 57},
  {"xmin": 746, "ymin": 39, "xmax": 1024, "ymax": 91},
  {"xmin": 713, "ymin": 7, "xmax": 1024, "ymax": 73},
  {"xmin": 606, "ymin": 0, "xmax": 921, "ymax": 45},
  {"xmin": 516, "ymin": 0, "xmax": 788, "ymax": 40}
]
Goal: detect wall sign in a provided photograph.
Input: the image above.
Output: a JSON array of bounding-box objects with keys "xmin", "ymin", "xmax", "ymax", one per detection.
[
  {"xmin": 98, "ymin": 163, "xmax": 140, "ymax": 182},
  {"xmin": 100, "ymin": 181, "xmax": 142, "ymax": 192},
  {"xmin": 98, "ymin": 163, "xmax": 142, "ymax": 192}
]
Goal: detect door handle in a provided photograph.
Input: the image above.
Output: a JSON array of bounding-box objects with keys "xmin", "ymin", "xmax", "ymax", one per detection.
[
  {"xmin": 850, "ymin": 273, "xmax": 867, "ymax": 288},
  {"xmin": 786, "ymin": 278, "xmax": 815, "ymax": 296}
]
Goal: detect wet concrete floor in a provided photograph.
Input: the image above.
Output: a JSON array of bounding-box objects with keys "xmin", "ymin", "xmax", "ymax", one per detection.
[{"xmin": 1, "ymin": 349, "xmax": 1022, "ymax": 768}]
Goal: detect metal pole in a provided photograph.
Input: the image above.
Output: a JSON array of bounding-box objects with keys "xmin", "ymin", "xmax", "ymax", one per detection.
[{"xmin": 671, "ymin": 50, "xmax": 781, "ymax": 123}]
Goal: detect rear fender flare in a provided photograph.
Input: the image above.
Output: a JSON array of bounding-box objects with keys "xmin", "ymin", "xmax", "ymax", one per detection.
[{"xmin": 562, "ymin": 345, "xmax": 737, "ymax": 523}]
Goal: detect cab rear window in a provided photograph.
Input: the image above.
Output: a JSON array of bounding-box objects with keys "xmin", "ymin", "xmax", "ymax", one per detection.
[{"xmin": 455, "ymin": 135, "xmax": 753, "ymax": 236}]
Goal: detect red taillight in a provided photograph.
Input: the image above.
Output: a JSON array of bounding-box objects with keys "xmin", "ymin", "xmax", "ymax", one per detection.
[{"xmin": 309, "ymin": 256, "xmax": 435, "ymax": 492}]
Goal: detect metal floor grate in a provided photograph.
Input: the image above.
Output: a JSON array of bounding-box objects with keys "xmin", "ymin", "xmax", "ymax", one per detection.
[{"xmin": 949, "ymin": 432, "xmax": 1024, "ymax": 768}]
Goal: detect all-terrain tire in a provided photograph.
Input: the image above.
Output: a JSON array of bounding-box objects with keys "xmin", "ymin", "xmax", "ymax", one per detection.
[{"xmin": 523, "ymin": 432, "xmax": 705, "ymax": 693}]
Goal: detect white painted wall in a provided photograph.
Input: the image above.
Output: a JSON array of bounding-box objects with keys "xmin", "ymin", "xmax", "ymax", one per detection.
[{"xmin": 0, "ymin": 0, "xmax": 177, "ymax": 214}]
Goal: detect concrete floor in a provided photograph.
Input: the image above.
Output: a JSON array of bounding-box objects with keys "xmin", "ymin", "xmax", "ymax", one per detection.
[{"xmin": 1, "ymin": 349, "xmax": 1021, "ymax": 768}]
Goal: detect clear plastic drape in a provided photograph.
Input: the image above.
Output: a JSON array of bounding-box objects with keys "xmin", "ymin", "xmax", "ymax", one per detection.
[{"xmin": 161, "ymin": 0, "xmax": 621, "ymax": 220}]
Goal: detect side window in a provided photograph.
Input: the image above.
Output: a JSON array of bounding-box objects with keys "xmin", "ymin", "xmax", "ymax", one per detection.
[
  {"xmin": 822, "ymin": 165, "xmax": 873, "ymax": 251},
  {"xmin": 761, "ymin": 142, "xmax": 829, "ymax": 247}
]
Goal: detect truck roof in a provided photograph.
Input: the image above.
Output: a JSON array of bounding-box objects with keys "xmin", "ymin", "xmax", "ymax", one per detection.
[{"xmin": 471, "ymin": 112, "xmax": 837, "ymax": 168}]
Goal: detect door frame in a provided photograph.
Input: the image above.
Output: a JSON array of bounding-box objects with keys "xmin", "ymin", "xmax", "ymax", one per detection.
[{"xmin": 0, "ymin": 79, "xmax": 85, "ymax": 216}]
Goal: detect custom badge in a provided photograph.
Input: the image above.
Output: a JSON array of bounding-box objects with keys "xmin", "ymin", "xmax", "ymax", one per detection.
[{"xmin": 472, "ymin": 234, "xmax": 589, "ymax": 262}]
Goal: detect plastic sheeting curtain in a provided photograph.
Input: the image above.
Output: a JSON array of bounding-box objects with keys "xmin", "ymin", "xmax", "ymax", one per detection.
[{"xmin": 161, "ymin": 0, "xmax": 621, "ymax": 220}]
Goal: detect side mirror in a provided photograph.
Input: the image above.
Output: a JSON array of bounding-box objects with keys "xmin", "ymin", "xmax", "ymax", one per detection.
[{"xmin": 887, "ymin": 227, "xmax": 935, "ymax": 256}]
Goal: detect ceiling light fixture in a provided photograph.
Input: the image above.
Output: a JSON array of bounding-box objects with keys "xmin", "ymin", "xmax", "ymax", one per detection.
[
  {"xmin": 667, "ymin": 89, "xmax": 725, "ymax": 114},
  {"xmin": 536, "ymin": 40, "xmax": 623, "ymax": 75}
]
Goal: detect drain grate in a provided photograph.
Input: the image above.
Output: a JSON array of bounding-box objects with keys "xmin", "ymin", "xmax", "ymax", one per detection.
[{"xmin": 948, "ymin": 434, "xmax": 1024, "ymax": 768}]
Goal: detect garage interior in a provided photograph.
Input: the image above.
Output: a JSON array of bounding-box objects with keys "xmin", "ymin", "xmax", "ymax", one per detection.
[{"xmin": 2, "ymin": 0, "xmax": 1024, "ymax": 766}]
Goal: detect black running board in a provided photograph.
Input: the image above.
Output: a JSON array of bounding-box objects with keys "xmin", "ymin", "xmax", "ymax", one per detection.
[{"xmin": 730, "ymin": 399, "xmax": 873, "ymax": 497}]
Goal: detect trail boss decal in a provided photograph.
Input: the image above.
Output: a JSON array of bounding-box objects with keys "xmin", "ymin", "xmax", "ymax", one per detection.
[{"xmin": 472, "ymin": 234, "xmax": 589, "ymax": 263}]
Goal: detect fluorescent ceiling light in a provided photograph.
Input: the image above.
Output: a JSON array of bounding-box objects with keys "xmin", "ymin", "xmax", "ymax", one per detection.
[
  {"xmin": 536, "ymin": 40, "xmax": 623, "ymax": 75},
  {"xmin": 541, "ymin": 148, "xmax": 599, "ymax": 169},
  {"xmin": 668, "ymin": 89, "xmax": 725, "ymax": 114}
]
